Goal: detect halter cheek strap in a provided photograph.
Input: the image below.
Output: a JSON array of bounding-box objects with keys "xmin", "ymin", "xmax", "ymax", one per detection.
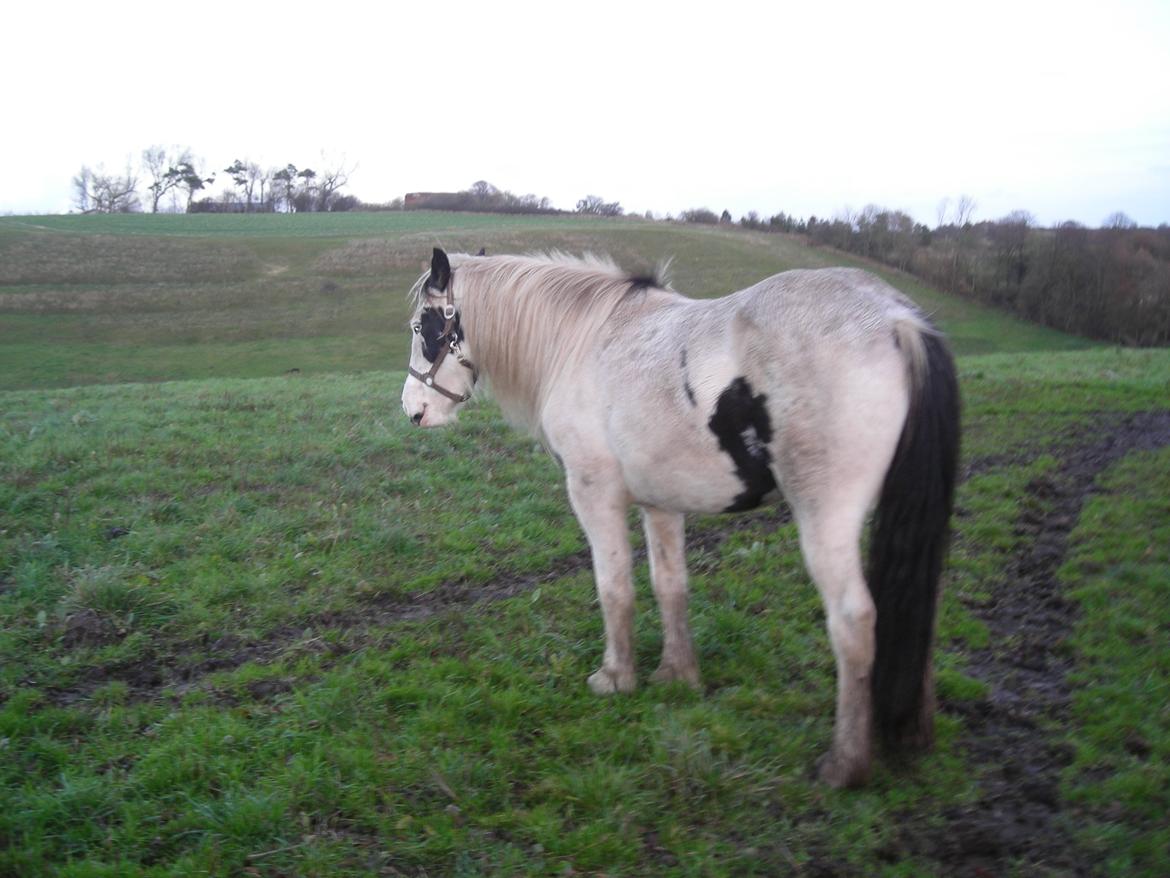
[{"xmin": 408, "ymin": 284, "xmax": 478, "ymax": 403}]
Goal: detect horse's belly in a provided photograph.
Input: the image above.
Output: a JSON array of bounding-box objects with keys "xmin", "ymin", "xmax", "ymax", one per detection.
[{"xmin": 620, "ymin": 438, "xmax": 775, "ymax": 514}]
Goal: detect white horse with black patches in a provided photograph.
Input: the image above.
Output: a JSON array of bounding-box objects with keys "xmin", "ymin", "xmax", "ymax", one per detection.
[{"xmin": 401, "ymin": 248, "xmax": 959, "ymax": 787}]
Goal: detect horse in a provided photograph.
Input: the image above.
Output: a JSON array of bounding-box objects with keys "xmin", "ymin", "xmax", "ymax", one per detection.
[{"xmin": 400, "ymin": 248, "xmax": 959, "ymax": 787}]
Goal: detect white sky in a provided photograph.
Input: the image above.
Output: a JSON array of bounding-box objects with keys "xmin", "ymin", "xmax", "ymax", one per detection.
[{"xmin": 3, "ymin": 0, "xmax": 1168, "ymax": 227}]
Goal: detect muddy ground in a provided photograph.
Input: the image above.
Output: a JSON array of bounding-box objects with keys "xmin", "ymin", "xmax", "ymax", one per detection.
[{"xmin": 905, "ymin": 410, "xmax": 1170, "ymax": 876}]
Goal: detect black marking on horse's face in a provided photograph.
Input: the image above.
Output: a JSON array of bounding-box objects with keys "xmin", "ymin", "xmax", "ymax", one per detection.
[
  {"xmin": 708, "ymin": 377, "xmax": 777, "ymax": 512},
  {"xmin": 680, "ymin": 348, "xmax": 696, "ymax": 406},
  {"xmin": 417, "ymin": 306, "xmax": 464, "ymax": 363}
]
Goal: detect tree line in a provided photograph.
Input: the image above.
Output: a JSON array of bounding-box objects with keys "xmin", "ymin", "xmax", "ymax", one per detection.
[
  {"xmin": 72, "ymin": 147, "xmax": 358, "ymax": 214},
  {"xmin": 792, "ymin": 203, "xmax": 1169, "ymax": 346},
  {"xmin": 674, "ymin": 198, "xmax": 1167, "ymax": 346},
  {"xmin": 65, "ymin": 159, "xmax": 1167, "ymax": 345}
]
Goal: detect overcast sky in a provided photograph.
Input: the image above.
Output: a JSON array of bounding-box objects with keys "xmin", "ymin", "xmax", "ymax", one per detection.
[{"xmin": 3, "ymin": 0, "xmax": 1168, "ymax": 227}]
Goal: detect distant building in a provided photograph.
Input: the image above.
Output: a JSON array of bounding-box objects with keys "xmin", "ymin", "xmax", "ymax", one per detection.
[{"xmin": 405, "ymin": 192, "xmax": 457, "ymax": 209}]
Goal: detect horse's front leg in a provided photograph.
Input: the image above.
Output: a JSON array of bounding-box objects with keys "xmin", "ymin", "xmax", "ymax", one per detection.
[
  {"xmin": 641, "ymin": 506, "xmax": 700, "ymax": 689},
  {"xmin": 566, "ymin": 465, "xmax": 637, "ymax": 694}
]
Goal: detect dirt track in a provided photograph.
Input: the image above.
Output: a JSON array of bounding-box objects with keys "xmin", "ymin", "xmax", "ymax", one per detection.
[{"xmin": 905, "ymin": 410, "xmax": 1170, "ymax": 875}]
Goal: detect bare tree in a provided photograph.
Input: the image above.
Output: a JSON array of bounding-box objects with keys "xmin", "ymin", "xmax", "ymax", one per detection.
[
  {"xmin": 316, "ymin": 160, "xmax": 355, "ymax": 211},
  {"xmin": 248, "ymin": 162, "xmax": 270, "ymax": 211},
  {"xmin": 470, "ymin": 180, "xmax": 499, "ymax": 200},
  {"xmin": 72, "ymin": 164, "xmax": 140, "ymax": 213},
  {"xmin": 935, "ymin": 196, "xmax": 950, "ymax": 229},
  {"xmin": 576, "ymin": 194, "xmax": 622, "ymax": 216},
  {"xmin": 954, "ymin": 194, "xmax": 977, "ymax": 227},
  {"xmin": 72, "ymin": 166, "xmax": 93, "ymax": 213},
  {"xmin": 142, "ymin": 146, "xmax": 191, "ymax": 212},
  {"xmin": 989, "ymin": 210, "xmax": 1035, "ymax": 296},
  {"xmin": 1103, "ymin": 211, "xmax": 1137, "ymax": 230}
]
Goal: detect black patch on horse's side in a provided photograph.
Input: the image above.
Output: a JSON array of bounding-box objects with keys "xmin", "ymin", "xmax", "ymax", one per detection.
[
  {"xmin": 708, "ymin": 377, "xmax": 777, "ymax": 512},
  {"xmin": 680, "ymin": 348, "xmax": 696, "ymax": 406},
  {"xmin": 418, "ymin": 306, "xmax": 463, "ymax": 363}
]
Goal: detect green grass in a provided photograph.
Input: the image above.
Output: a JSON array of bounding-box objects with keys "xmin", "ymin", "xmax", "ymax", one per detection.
[
  {"xmin": 2, "ymin": 349, "xmax": 1167, "ymax": 875},
  {"xmin": 0, "ymin": 211, "xmax": 1092, "ymax": 391},
  {"xmin": 1059, "ymin": 446, "xmax": 1170, "ymax": 877},
  {"xmin": 1, "ymin": 211, "xmax": 1166, "ymax": 875}
]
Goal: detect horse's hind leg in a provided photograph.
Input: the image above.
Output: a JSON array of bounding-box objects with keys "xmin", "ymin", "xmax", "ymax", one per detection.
[
  {"xmin": 641, "ymin": 507, "xmax": 700, "ymax": 689},
  {"xmin": 795, "ymin": 499, "xmax": 875, "ymax": 788},
  {"xmin": 566, "ymin": 465, "xmax": 637, "ymax": 695}
]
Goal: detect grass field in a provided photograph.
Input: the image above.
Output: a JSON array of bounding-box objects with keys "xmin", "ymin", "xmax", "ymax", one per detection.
[
  {"xmin": 0, "ymin": 212, "xmax": 1086, "ymax": 392},
  {"xmin": 1, "ymin": 212, "xmax": 1167, "ymax": 876}
]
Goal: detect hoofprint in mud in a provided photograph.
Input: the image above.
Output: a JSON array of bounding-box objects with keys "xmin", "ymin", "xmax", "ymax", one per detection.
[{"xmin": 401, "ymin": 249, "xmax": 960, "ymax": 788}]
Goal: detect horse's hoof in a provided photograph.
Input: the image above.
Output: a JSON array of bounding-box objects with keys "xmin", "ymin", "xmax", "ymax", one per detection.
[
  {"xmin": 587, "ymin": 667, "xmax": 636, "ymax": 695},
  {"xmin": 649, "ymin": 663, "xmax": 701, "ymax": 690},
  {"xmin": 816, "ymin": 750, "xmax": 871, "ymax": 789}
]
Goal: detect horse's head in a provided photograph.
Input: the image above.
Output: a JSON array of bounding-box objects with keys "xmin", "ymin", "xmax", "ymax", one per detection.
[{"xmin": 401, "ymin": 248, "xmax": 477, "ymax": 427}]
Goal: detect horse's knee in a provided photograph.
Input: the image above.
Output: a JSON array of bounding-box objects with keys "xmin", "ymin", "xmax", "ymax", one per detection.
[{"xmin": 827, "ymin": 591, "xmax": 876, "ymax": 669}]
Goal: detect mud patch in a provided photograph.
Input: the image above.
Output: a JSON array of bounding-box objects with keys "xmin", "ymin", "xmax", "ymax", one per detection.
[
  {"xmin": 59, "ymin": 609, "xmax": 125, "ymax": 649},
  {"xmin": 907, "ymin": 410, "xmax": 1170, "ymax": 874}
]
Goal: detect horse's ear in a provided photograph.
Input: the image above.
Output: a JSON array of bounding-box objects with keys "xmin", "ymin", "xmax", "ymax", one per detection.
[
  {"xmin": 476, "ymin": 247, "xmax": 486, "ymax": 256},
  {"xmin": 430, "ymin": 248, "xmax": 451, "ymax": 292}
]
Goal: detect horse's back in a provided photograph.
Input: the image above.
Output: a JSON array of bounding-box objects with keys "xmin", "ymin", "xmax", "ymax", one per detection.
[{"xmin": 582, "ymin": 267, "xmax": 921, "ymax": 514}]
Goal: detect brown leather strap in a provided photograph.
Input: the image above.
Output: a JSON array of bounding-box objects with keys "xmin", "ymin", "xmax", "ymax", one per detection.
[{"xmin": 408, "ymin": 274, "xmax": 477, "ymax": 402}]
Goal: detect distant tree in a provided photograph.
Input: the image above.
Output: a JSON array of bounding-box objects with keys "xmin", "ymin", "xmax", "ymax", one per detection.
[
  {"xmin": 576, "ymin": 195, "xmax": 601, "ymax": 213},
  {"xmin": 470, "ymin": 180, "xmax": 500, "ymax": 201},
  {"xmin": 166, "ymin": 160, "xmax": 214, "ymax": 212},
  {"xmin": 740, "ymin": 210, "xmax": 763, "ymax": 230},
  {"xmin": 988, "ymin": 210, "xmax": 1035, "ymax": 299},
  {"xmin": 720, "ymin": 209, "xmax": 732, "ymax": 223},
  {"xmin": 935, "ymin": 196, "xmax": 950, "ymax": 230},
  {"xmin": 575, "ymin": 195, "xmax": 623, "ymax": 216},
  {"xmin": 71, "ymin": 167, "xmax": 92, "ymax": 213},
  {"xmin": 680, "ymin": 207, "xmax": 719, "ymax": 224},
  {"xmin": 290, "ymin": 168, "xmax": 318, "ymax": 212},
  {"xmin": 954, "ymin": 194, "xmax": 977, "ymax": 227},
  {"xmin": 315, "ymin": 161, "xmax": 355, "ymax": 211},
  {"xmin": 72, "ymin": 164, "xmax": 140, "ymax": 213},
  {"xmin": 223, "ymin": 158, "xmax": 270, "ymax": 211},
  {"xmin": 142, "ymin": 146, "xmax": 191, "ymax": 212},
  {"xmin": 272, "ymin": 164, "xmax": 299, "ymax": 212},
  {"xmin": 1103, "ymin": 211, "xmax": 1137, "ymax": 230}
]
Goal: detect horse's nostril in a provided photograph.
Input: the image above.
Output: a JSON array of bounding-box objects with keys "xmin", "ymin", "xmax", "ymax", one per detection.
[{"xmin": 411, "ymin": 411, "xmax": 424, "ymax": 425}]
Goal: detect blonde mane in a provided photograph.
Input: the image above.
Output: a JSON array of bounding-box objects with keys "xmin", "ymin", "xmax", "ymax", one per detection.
[{"xmin": 411, "ymin": 252, "xmax": 668, "ymax": 432}]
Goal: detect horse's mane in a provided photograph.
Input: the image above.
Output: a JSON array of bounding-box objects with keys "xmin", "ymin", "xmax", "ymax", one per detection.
[{"xmin": 410, "ymin": 252, "xmax": 670, "ymax": 433}]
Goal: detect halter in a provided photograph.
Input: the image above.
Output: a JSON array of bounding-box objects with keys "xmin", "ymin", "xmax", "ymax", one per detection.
[{"xmin": 408, "ymin": 277, "xmax": 478, "ymax": 403}]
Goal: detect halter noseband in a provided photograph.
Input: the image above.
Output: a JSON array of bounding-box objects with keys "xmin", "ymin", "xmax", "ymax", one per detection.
[{"xmin": 408, "ymin": 278, "xmax": 478, "ymax": 404}]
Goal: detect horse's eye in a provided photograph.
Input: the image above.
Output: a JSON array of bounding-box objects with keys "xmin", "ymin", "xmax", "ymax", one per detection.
[{"xmin": 411, "ymin": 323, "xmax": 421, "ymax": 335}]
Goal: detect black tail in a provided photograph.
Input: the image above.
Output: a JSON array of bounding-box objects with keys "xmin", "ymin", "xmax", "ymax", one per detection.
[{"xmin": 868, "ymin": 328, "xmax": 961, "ymax": 750}]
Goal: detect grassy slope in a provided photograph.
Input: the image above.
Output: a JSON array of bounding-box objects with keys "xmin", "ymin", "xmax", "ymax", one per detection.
[
  {"xmin": 1, "ymin": 213, "xmax": 1166, "ymax": 876},
  {"xmin": 0, "ymin": 212, "xmax": 1088, "ymax": 392}
]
